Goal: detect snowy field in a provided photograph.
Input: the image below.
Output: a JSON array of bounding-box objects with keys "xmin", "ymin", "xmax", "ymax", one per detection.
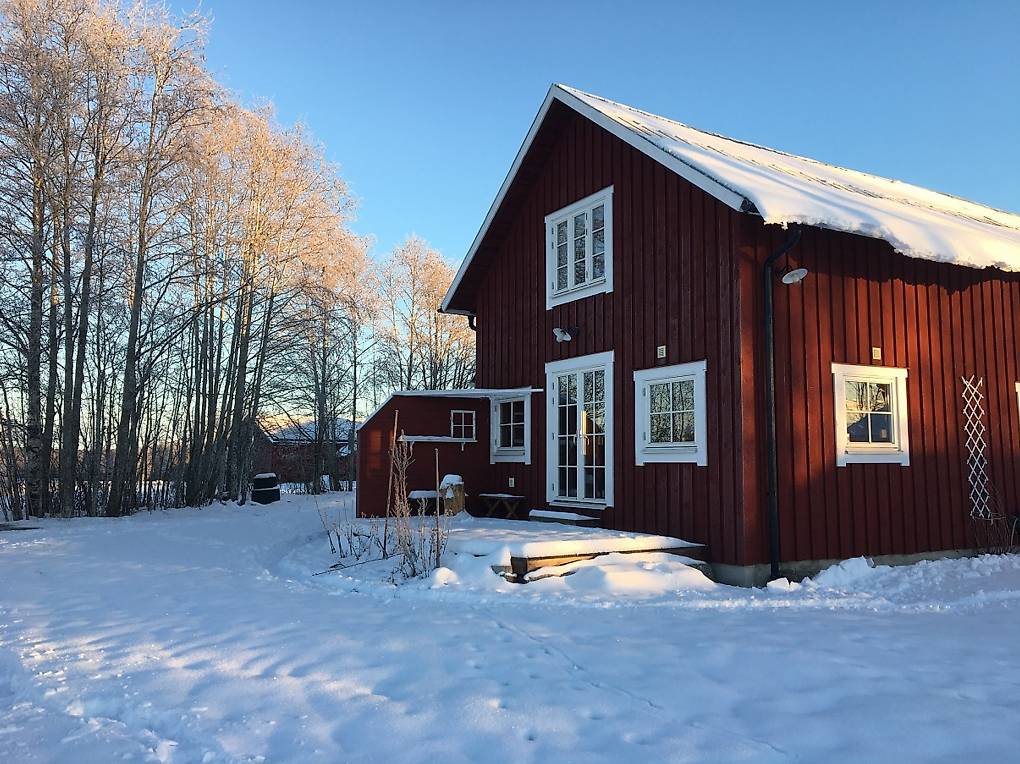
[{"xmin": 3, "ymin": 494, "xmax": 1020, "ymax": 763}]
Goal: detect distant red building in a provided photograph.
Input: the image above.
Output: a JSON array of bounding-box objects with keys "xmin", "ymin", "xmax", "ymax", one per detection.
[
  {"xmin": 358, "ymin": 85, "xmax": 1020, "ymax": 584},
  {"xmin": 254, "ymin": 418, "xmax": 354, "ymax": 489}
]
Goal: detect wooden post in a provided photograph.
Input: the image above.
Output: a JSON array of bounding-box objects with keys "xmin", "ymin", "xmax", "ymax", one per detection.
[
  {"xmin": 434, "ymin": 448, "xmax": 441, "ymax": 570},
  {"xmin": 382, "ymin": 410, "xmax": 398, "ymax": 558}
]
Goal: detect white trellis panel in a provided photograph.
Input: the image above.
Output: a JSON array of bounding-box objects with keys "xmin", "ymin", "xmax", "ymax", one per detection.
[{"xmin": 961, "ymin": 375, "xmax": 995, "ymax": 521}]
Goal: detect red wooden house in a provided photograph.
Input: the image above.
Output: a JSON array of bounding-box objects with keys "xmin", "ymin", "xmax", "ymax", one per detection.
[{"xmin": 358, "ymin": 85, "xmax": 1020, "ymax": 585}]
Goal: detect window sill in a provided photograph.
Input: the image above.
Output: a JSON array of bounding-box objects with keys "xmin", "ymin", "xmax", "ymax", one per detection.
[
  {"xmin": 636, "ymin": 446, "xmax": 706, "ymax": 467},
  {"xmin": 837, "ymin": 450, "xmax": 909, "ymax": 467},
  {"xmin": 399, "ymin": 435, "xmax": 476, "ymax": 443},
  {"xmin": 491, "ymin": 449, "xmax": 529, "ymax": 464},
  {"xmin": 549, "ymin": 500, "xmax": 607, "ymax": 511},
  {"xmin": 547, "ymin": 278, "xmax": 611, "ymax": 309}
]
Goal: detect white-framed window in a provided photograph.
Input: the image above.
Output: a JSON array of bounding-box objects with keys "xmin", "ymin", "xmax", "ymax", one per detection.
[
  {"xmin": 450, "ymin": 410, "xmax": 476, "ymax": 441},
  {"xmin": 490, "ymin": 396, "xmax": 531, "ymax": 464},
  {"xmin": 545, "ymin": 187, "xmax": 613, "ymax": 309},
  {"xmin": 832, "ymin": 363, "xmax": 909, "ymax": 466},
  {"xmin": 634, "ymin": 360, "xmax": 708, "ymax": 466}
]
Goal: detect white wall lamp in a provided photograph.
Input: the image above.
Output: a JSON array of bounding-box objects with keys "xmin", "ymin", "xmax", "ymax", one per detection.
[
  {"xmin": 781, "ymin": 267, "xmax": 809, "ymax": 285},
  {"xmin": 553, "ymin": 326, "xmax": 578, "ymax": 343}
]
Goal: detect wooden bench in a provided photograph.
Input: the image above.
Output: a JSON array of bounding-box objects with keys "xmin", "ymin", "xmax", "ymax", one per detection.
[{"xmin": 475, "ymin": 493, "xmax": 527, "ymax": 519}]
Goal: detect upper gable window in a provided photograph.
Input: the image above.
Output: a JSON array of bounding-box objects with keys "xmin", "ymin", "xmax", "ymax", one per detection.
[{"xmin": 545, "ymin": 187, "xmax": 613, "ymax": 309}]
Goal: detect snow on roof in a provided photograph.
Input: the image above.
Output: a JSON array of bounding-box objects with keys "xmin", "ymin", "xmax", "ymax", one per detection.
[
  {"xmin": 443, "ymin": 85, "xmax": 1020, "ymax": 312},
  {"xmin": 357, "ymin": 388, "xmax": 541, "ymax": 430},
  {"xmin": 392, "ymin": 388, "xmax": 539, "ymax": 400},
  {"xmin": 560, "ymin": 85, "xmax": 1020, "ymax": 272},
  {"xmin": 260, "ymin": 417, "xmax": 355, "ymax": 447}
]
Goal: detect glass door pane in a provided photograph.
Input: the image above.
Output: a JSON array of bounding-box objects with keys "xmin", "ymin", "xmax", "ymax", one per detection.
[
  {"xmin": 555, "ymin": 372, "xmax": 577, "ymax": 499},
  {"xmin": 581, "ymin": 369, "xmax": 606, "ymax": 500},
  {"xmin": 554, "ymin": 366, "xmax": 607, "ymax": 503}
]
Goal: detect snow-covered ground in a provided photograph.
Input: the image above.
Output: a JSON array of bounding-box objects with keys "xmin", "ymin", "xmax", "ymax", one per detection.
[{"xmin": 3, "ymin": 493, "xmax": 1020, "ymax": 763}]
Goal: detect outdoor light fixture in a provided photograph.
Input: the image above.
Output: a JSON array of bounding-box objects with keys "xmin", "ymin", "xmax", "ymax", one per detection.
[
  {"xmin": 553, "ymin": 326, "xmax": 577, "ymax": 343},
  {"xmin": 782, "ymin": 267, "xmax": 809, "ymax": 285}
]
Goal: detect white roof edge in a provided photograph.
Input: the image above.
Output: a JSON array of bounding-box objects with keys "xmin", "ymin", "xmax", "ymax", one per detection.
[
  {"xmin": 357, "ymin": 388, "xmax": 543, "ymax": 430},
  {"xmin": 441, "ymin": 83, "xmax": 754, "ymax": 314},
  {"xmin": 392, "ymin": 387, "xmax": 540, "ymax": 398},
  {"xmin": 440, "ymin": 85, "xmax": 561, "ymax": 314}
]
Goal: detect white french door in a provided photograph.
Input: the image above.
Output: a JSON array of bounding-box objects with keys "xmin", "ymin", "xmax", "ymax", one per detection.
[{"xmin": 546, "ymin": 351, "xmax": 614, "ymax": 506}]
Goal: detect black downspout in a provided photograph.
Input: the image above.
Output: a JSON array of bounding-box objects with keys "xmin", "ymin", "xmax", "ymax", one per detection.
[
  {"xmin": 763, "ymin": 225, "xmax": 802, "ymax": 581},
  {"xmin": 467, "ymin": 315, "xmax": 477, "ymax": 332}
]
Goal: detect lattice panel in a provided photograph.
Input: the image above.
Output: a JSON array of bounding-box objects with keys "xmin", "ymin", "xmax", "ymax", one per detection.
[{"xmin": 961, "ymin": 375, "xmax": 995, "ymax": 521}]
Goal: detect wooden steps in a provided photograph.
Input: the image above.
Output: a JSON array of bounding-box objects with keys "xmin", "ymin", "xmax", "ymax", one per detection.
[
  {"xmin": 509, "ymin": 542, "xmax": 708, "ymax": 582},
  {"xmin": 528, "ymin": 508, "xmax": 600, "ymax": 527}
]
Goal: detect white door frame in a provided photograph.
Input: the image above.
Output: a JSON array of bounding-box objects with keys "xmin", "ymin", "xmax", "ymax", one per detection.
[{"xmin": 545, "ymin": 350, "xmax": 614, "ymax": 508}]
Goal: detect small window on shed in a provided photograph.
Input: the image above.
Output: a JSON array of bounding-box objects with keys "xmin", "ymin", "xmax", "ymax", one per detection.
[
  {"xmin": 491, "ymin": 396, "xmax": 531, "ymax": 464},
  {"xmin": 450, "ymin": 410, "xmax": 476, "ymax": 441}
]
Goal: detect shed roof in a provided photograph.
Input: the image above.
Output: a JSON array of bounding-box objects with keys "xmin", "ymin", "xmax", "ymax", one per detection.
[
  {"xmin": 442, "ymin": 84, "xmax": 1020, "ymax": 314},
  {"xmin": 358, "ymin": 388, "xmax": 541, "ymax": 431}
]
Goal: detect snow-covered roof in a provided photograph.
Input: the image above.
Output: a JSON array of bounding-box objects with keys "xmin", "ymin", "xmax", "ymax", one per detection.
[
  {"xmin": 357, "ymin": 388, "xmax": 542, "ymax": 430},
  {"xmin": 392, "ymin": 388, "xmax": 539, "ymax": 400},
  {"xmin": 443, "ymin": 84, "xmax": 1020, "ymax": 313},
  {"xmin": 260, "ymin": 417, "xmax": 355, "ymax": 447}
]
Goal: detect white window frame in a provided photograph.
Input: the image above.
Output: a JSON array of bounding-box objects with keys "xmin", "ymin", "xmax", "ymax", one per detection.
[
  {"xmin": 545, "ymin": 351, "xmax": 614, "ymax": 508},
  {"xmin": 832, "ymin": 362, "xmax": 910, "ymax": 466},
  {"xmin": 634, "ymin": 360, "xmax": 708, "ymax": 466},
  {"xmin": 490, "ymin": 396, "xmax": 531, "ymax": 464},
  {"xmin": 545, "ymin": 187, "xmax": 613, "ymax": 309},
  {"xmin": 449, "ymin": 410, "xmax": 476, "ymax": 442}
]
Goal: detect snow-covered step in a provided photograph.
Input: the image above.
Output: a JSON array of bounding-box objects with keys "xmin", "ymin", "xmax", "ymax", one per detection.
[
  {"xmin": 528, "ymin": 508, "xmax": 600, "ymax": 527},
  {"xmin": 507, "ymin": 533, "xmax": 708, "ymax": 582}
]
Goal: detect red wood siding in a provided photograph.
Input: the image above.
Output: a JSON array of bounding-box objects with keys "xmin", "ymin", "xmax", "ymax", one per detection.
[
  {"xmin": 472, "ymin": 106, "xmax": 750, "ymax": 564},
  {"xmin": 356, "ymin": 396, "xmax": 492, "ymax": 518},
  {"xmin": 742, "ymin": 223, "xmax": 1020, "ymax": 565}
]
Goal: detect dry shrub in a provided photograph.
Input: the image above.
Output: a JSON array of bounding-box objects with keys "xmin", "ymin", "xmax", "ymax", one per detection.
[{"xmin": 389, "ymin": 441, "xmax": 452, "ymax": 580}]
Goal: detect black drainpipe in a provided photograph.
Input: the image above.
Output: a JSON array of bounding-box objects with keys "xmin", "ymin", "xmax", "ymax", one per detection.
[
  {"xmin": 467, "ymin": 315, "xmax": 477, "ymax": 332},
  {"xmin": 763, "ymin": 225, "xmax": 802, "ymax": 581}
]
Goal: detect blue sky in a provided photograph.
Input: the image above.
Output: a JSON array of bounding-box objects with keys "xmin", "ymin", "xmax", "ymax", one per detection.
[{"xmin": 188, "ymin": 0, "xmax": 1020, "ymax": 264}]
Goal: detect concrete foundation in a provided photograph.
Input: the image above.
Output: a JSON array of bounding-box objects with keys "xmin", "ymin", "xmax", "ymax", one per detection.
[{"xmin": 711, "ymin": 547, "xmax": 979, "ymax": 588}]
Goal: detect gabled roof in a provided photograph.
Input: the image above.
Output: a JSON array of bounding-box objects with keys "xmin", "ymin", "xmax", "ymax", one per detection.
[{"xmin": 442, "ymin": 84, "xmax": 1020, "ymax": 314}]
